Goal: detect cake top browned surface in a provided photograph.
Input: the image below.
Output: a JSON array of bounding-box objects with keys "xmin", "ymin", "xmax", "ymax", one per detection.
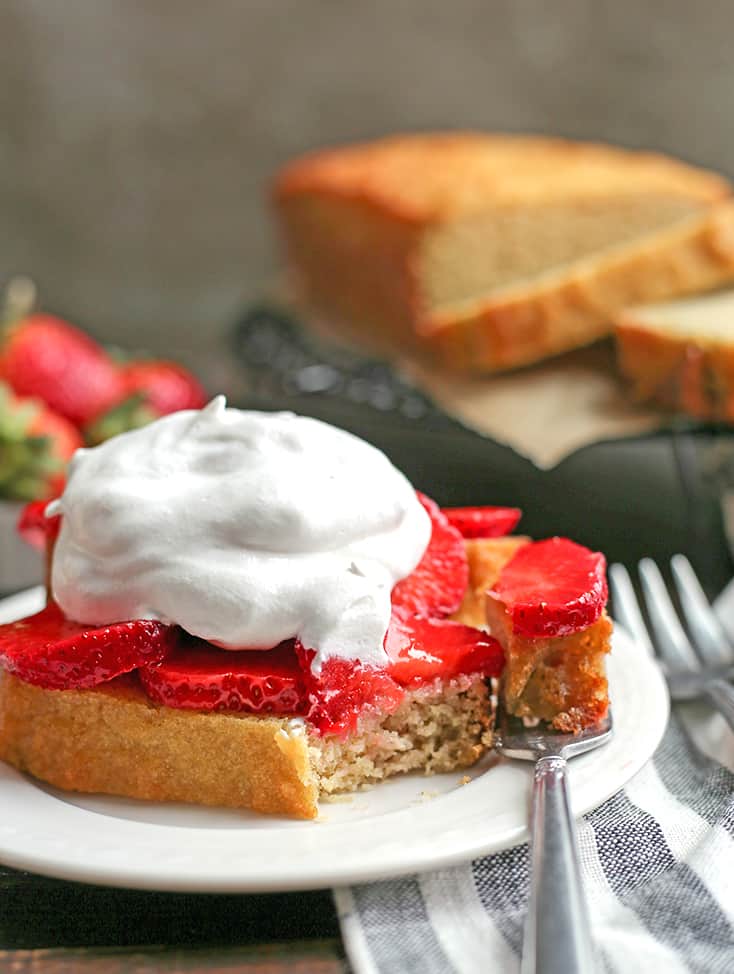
[{"xmin": 273, "ymin": 132, "xmax": 730, "ymax": 222}]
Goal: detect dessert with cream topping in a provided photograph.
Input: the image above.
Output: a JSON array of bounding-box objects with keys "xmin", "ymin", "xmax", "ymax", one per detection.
[{"xmin": 0, "ymin": 399, "xmax": 611, "ymax": 818}]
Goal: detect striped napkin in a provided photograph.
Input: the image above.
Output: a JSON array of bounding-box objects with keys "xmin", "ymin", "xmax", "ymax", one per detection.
[{"xmin": 334, "ymin": 585, "xmax": 734, "ymax": 974}]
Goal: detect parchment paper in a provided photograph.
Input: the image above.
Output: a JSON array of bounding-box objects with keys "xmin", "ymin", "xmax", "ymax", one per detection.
[
  {"xmin": 402, "ymin": 344, "xmax": 664, "ymax": 468},
  {"xmin": 294, "ymin": 302, "xmax": 665, "ymax": 469}
]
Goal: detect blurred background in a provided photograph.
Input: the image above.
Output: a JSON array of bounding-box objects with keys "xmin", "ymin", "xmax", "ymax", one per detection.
[{"xmin": 2, "ymin": 0, "xmax": 734, "ymax": 363}]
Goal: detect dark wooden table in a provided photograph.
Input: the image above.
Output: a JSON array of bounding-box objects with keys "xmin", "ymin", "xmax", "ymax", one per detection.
[
  {"xmin": 0, "ymin": 864, "xmax": 346, "ymax": 971},
  {"xmin": 2, "ymin": 347, "xmax": 732, "ymax": 973}
]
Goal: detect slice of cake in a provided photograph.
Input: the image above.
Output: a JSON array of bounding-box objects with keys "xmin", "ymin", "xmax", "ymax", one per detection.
[
  {"xmin": 273, "ymin": 132, "xmax": 734, "ymax": 371},
  {"xmin": 0, "ymin": 402, "xmax": 611, "ymax": 818},
  {"xmin": 615, "ymin": 288, "xmax": 734, "ymax": 420},
  {"xmin": 0, "ymin": 402, "xmax": 515, "ymax": 819}
]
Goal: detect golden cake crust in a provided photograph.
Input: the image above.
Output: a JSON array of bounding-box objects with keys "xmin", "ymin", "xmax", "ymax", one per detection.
[
  {"xmin": 274, "ymin": 133, "xmax": 729, "ymax": 223},
  {"xmin": 0, "ymin": 672, "xmax": 319, "ymax": 818}
]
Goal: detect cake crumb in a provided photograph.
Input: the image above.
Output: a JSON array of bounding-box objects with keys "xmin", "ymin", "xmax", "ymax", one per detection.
[
  {"xmin": 419, "ymin": 789, "xmax": 439, "ymax": 802},
  {"xmin": 460, "ymin": 775, "xmax": 472, "ymax": 785}
]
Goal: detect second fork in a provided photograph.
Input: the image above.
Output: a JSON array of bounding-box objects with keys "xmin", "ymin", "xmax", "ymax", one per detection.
[{"xmin": 609, "ymin": 555, "xmax": 734, "ymax": 731}]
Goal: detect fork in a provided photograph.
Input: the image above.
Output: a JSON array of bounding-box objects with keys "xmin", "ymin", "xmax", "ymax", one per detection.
[
  {"xmin": 609, "ymin": 555, "xmax": 734, "ymax": 731},
  {"xmin": 493, "ymin": 703, "xmax": 612, "ymax": 974}
]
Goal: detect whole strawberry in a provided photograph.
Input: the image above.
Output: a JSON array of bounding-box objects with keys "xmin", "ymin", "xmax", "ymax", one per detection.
[
  {"xmin": 0, "ymin": 314, "xmax": 125, "ymax": 426},
  {"xmin": 121, "ymin": 360, "xmax": 207, "ymax": 415},
  {"xmin": 0, "ymin": 383, "xmax": 82, "ymax": 500},
  {"xmin": 85, "ymin": 360, "xmax": 207, "ymax": 444}
]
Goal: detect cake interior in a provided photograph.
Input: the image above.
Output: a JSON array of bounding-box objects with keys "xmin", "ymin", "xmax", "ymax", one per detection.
[
  {"xmin": 312, "ymin": 675, "xmax": 493, "ymax": 797},
  {"xmin": 623, "ymin": 288, "xmax": 734, "ymax": 340},
  {"xmin": 418, "ymin": 197, "xmax": 702, "ymax": 312}
]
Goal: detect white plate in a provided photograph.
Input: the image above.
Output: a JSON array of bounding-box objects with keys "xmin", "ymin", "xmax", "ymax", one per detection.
[{"xmin": 0, "ymin": 587, "xmax": 668, "ymax": 892}]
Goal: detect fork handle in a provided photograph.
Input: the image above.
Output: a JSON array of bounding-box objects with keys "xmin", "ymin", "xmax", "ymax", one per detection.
[
  {"xmin": 704, "ymin": 679, "xmax": 734, "ymax": 733},
  {"xmin": 522, "ymin": 756, "xmax": 597, "ymax": 974}
]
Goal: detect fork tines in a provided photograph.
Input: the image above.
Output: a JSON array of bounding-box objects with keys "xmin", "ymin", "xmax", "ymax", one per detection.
[{"xmin": 609, "ymin": 556, "xmax": 734, "ymax": 683}]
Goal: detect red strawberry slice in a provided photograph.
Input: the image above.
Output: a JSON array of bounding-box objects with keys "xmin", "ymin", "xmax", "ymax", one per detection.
[
  {"xmin": 0, "ymin": 602, "xmax": 176, "ymax": 689},
  {"xmin": 489, "ymin": 537, "xmax": 608, "ymax": 639},
  {"xmin": 295, "ymin": 645, "xmax": 404, "ymax": 736},
  {"xmin": 17, "ymin": 499, "xmax": 62, "ymax": 550},
  {"xmin": 442, "ymin": 506, "xmax": 522, "ymax": 539},
  {"xmin": 391, "ymin": 492, "xmax": 468, "ymax": 621},
  {"xmin": 385, "ymin": 615, "xmax": 504, "ymax": 687},
  {"xmin": 140, "ymin": 639, "xmax": 309, "ymax": 714}
]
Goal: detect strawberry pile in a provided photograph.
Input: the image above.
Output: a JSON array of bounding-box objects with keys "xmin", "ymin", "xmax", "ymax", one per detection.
[
  {"xmin": 0, "ymin": 311, "xmax": 207, "ymax": 501},
  {"xmin": 0, "ymin": 493, "xmax": 521, "ymax": 736}
]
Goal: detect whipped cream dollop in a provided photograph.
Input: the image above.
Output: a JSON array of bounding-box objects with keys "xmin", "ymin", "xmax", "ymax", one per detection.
[{"xmin": 51, "ymin": 398, "xmax": 431, "ymax": 670}]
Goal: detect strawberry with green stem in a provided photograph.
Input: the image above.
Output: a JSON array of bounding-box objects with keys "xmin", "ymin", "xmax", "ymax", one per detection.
[
  {"xmin": 0, "ymin": 383, "xmax": 82, "ymax": 501},
  {"xmin": 0, "ymin": 314, "xmax": 125, "ymax": 427},
  {"xmin": 85, "ymin": 360, "xmax": 208, "ymax": 444}
]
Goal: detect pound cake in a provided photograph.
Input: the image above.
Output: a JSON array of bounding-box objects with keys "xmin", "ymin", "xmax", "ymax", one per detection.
[
  {"xmin": 273, "ymin": 132, "xmax": 734, "ymax": 371},
  {"xmin": 0, "ymin": 400, "xmax": 611, "ymax": 818},
  {"xmin": 615, "ymin": 288, "xmax": 734, "ymax": 421}
]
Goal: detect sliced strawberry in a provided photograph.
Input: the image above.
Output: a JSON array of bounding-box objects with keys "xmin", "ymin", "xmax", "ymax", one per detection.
[
  {"xmin": 17, "ymin": 499, "xmax": 62, "ymax": 550},
  {"xmin": 0, "ymin": 602, "xmax": 176, "ymax": 689},
  {"xmin": 442, "ymin": 506, "xmax": 522, "ymax": 539},
  {"xmin": 296, "ymin": 645, "xmax": 405, "ymax": 736},
  {"xmin": 391, "ymin": 492, "xmax": 468, "ymax": 621},
  {"xmin": 385, "ymin": 615, "xmax": 504, "ymax": 687},
  {"xmin": 489, "ymin": 537, "xmax": 608, "ymax": 639},
  {"xmin": 140, "ymin": 638, "xmax": 309, "ymax": 715}
]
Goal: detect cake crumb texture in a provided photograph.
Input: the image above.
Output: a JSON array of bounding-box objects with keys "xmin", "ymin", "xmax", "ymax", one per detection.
[
  {"xmin": 312, "ymin": 676, "xmax": 493, "ymax": 795},
  {"xmin": 0, "ymin": 672, "xmax": 320, "ymax": 818}
]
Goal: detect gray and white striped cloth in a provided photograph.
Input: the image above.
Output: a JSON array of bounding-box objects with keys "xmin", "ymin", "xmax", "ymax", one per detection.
[{"xmin": 334, "ymin": 584, "xmax": 734, "ymax": 974}]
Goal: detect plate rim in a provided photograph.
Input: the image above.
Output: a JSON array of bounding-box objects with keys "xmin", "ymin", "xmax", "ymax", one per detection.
[{"xmin": 0, "ymin": 588, "xmax": 669, "ymax": 892}]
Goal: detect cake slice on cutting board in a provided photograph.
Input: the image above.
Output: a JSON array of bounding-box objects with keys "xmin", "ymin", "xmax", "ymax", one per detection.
[
  {"xmin": 615, "ymin": 288, "xmax": 734, "ymax": 420},
  {"xmin": 273, "ymin": 132, "xmax": 734, "ymax": 372}
]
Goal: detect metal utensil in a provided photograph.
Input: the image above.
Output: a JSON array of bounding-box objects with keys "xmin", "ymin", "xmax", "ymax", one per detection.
[
  {"xmin": 609, "ymin": 555, "xmax": 734, "ymax": 729},
  {"xmin": 493, "ymin": 703, "xmax": 612, "ymax": 974}
]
